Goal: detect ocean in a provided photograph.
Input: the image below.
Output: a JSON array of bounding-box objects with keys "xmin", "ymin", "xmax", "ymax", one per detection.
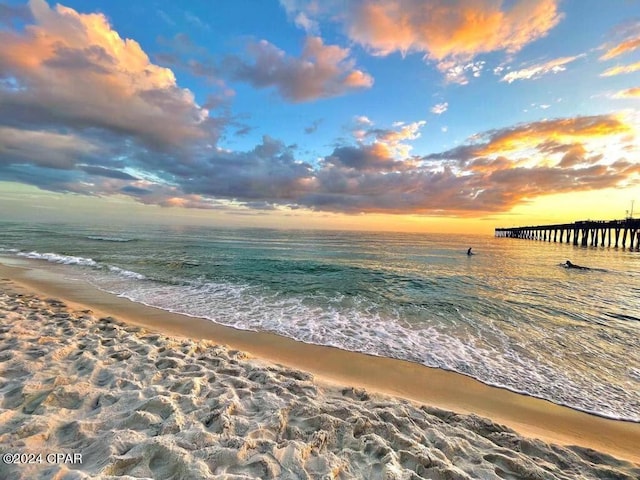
[{"xmin": 0, "ymin": 221, "xmax": 638, "ymax": 422}]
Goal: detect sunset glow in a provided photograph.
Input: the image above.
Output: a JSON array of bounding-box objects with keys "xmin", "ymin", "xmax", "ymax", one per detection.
[{"xmin": 0, "ymin": 0, "xmax": 638, "ymax": 233}]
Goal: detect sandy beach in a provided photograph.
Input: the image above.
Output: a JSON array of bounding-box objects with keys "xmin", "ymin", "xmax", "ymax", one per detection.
[
  {"xmin": 1, "ymin": 260, "xmax": 639, "ymax": 479},
  {"xmin": 3, "ymin": 0, "xmax": 639, "ymax": 477}
]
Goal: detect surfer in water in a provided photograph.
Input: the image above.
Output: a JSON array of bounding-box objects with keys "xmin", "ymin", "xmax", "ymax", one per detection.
[
  {"xmin": 564, "ymin": 260, "xmax": 588, "ymax": 270},
  {"xmin": 467, "ymin": 247, "xmax": 474, "ymax": 256}
]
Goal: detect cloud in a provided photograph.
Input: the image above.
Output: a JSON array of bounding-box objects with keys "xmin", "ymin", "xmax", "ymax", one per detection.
[
  {"xmin": 427, "ymin": 114, "xmax": 632, "ymax": 164},
  {"xmin": 324, "ymin": 144, "xmax": 407, "ymax": 172},
  {"xmin": 304, "ymin": 119, "xmax": 323, "ymax": 134},
  {"xmin": 500, "ymin": 55, "xmax": 582, "ymax": 83},
  {"xmin": 350, "ymin": 120, "xmax": 427, "ymax": 159},
  {"xmin": 348, "ymin": 0, "xmax": 562, "ymax": 57},
  {"xmin": 78, "ymin": 166, "xmax": 138, "ymax": 180},
  {"xmin": 281, "ymin": 0, "xmax": 562, "ymax": 83},
  {"xmin": 280, "ymin": 0, "xmax": 320, "ymax": 33},
  {"xmin": 156, "ymin": 9, "xmax": 175, "ymax": 27},
  {"xmin": 439, "ymin": 60, "xmax": 485, "ymax": 84},
  {"xmin": 369, "ymin": 121, "xmax": 426, "ymax": 157},
  {"xmin": 4, "ymin": 112, "xmax": 638, "ymax": 217},
  {"xmin": 0, "ymin": 0, "xmax": 217, "ymax": 150},
  {"xmin": 599, "ymin": 21, "xmax": 640, "ymax": 77},
  {"xmin": 324, "ymin": 120, "xmax": 430, "ymax": 172},
  {"xmin": 120, "ymin": 185, "xmax": 152, "ymax": 196},
  {"xmin": 599, "ymin": 20, "xmax": 640, "ymax": 60},
  {"xmin": 184, "ymin": 11, "xmax": 210, "ymax": 31},
  {"xmin": 431, "ymin": 102, "xmax": 448, "ymax": 115},
  {"xmin": 554, "ymin": 144, "xmax": 602, "ymax": 168},
  {"xmin": 223, "ymin": 36, "xmax": 373, "ymax": 102},
  {"xmin": 600, "ymin": 36, "xmax": 640, "ymax": 60},
  {"xmin": 0, "ymin": 126, "xmax": 99, "ymax": 169},
  {"xmin": 293, "ymin": 114, "xmax": 637, "ymax": 215},
  {"xmin": 613, "ymin": 87, "xmax": 640, "ymax": 99},
  {"xmin": 155, "ymin": 33, "xmax": 225, "ymax": 87},
  {"xmin": 0, "ymin": 164, "xmax": 83, "ymax": 194},
  {"xmin": 354, "ymin": 115, "xmax": 373, "ymax": 125},
  {"xmin": 485, "ymin": 114, "xmax": 629, "ymax": 156},
  {"xmin": 299, "ymin": 160, "xmax": 638, "ymax": 216},
  {"xmin": 175, "ymin": 136, "xmax": 315, "ymax": 203},
  {"xmin": 2, "ymin": 2, "xmax": 637, "ymax": 218},
  {"xmin": 601, "ymin": 61, "xmax": 640, "ymax": 77},
  {"xmin": 0, "ymin": 0, "xmax": 232, "ymax": 207},
  {"xmin": 0, "ymin": 2, "xmax": 33, "ymax": 24}
]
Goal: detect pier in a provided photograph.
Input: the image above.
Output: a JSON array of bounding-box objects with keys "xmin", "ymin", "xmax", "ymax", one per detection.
[{"xmin": 495, "ymin": 219, "xmax": 640, "ymax": 249}]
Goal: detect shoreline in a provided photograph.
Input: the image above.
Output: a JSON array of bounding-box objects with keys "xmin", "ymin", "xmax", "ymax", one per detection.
[{"xmin": 1, "ymin": 258, "xmax": 639, "ymax": 466}]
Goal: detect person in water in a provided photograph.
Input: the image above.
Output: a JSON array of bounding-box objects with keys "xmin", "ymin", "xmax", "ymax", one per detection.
[
  {"xmin": 565, "ymin": 260, "xmax": 588, "ymax": 270},
  {"xmin": 467, "ymin": 247, "xmax": 473, "ymax": 256}
]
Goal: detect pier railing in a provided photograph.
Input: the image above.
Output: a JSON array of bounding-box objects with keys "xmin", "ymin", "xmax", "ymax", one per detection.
[{"xmin": 495, "ymin": 219, "xmax": 640, "ymax": 249}]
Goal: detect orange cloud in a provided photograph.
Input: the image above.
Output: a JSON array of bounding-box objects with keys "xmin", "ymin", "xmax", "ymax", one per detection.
[
  {"xmin": 280, "ymin": 0, "xmax": 563, "ymax": 83},
  {"xmin": 600, "ymin": 36, "xmax": 640, "ymax": 60},
  {"xmin": 613, "ymin": 87, "xmax": 640, "ymax": 99},
  {"xmin": 350, "ymin": 119, "xmax": 427, "ymax": 159},
  {"xmin": 348, "ymin": 0, "xmax": 562, "ymax": 76},
  {"xmin": 472, "ymin": 115, "xmax": 632, "ymax": 158},
  {"xmin": 160, "ymin": 195, "xmax": 217, "ymax": 209},
  {"xmin": 374, "ymin": 121, "xmax": 426, "ymax": 156},
  {"xmin": 464, "ymin": 156, "xmax": 515, "ymax": 173},
  {"xmin": 302, "ymin": 113, "xmax": 639, "ymax": 216},
  {"xmin": 348, "ymin": 0, "xmax": 560, "ymax": 57},
  {"xmin": 601, "ymin": 61, "xmax": 640, "ymax": 77},
  {"xmin": 0, "ymin": 0, "xmax": 212, "ymax": 147},
  {"xmin": 4, "ymin": 110, "xmax": 638, "ymax": 217},
  {"xmin": 344, "ymin": 69, "xmax": 374, "ymax": 88}
]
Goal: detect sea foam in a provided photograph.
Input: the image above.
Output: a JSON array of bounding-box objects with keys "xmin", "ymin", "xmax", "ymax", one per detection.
[
  {"xmin": 18, "ymin": 251, "xmax": 98, "ymax": 267},
  {"xmin": 16, "ymin": 250, "xmax": 146, "ymax": 281}
]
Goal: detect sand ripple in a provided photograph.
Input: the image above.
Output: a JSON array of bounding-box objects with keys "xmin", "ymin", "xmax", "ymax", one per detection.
[{"xmin": 0, "ymin": 287, "xmax": 638, "ymax": 479}]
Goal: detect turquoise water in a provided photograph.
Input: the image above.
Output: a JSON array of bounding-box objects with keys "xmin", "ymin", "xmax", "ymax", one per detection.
[{"xmin": 1, "ymin": 221, "xmax": 638, "ymax": 421}]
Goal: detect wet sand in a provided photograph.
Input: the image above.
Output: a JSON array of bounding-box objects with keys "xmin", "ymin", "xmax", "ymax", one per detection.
[{"xmin": 1, "ymin": 259, "xmax": 639, "ymax": 478}]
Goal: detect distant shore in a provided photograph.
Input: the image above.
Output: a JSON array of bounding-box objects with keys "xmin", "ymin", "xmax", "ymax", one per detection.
[{"xmin": 1, "ymin": 258, "xmax": 639, "ymax": 478}]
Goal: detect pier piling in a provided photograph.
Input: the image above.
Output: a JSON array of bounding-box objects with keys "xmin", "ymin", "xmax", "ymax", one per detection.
[{"xmin": 495, "ymin": 219, "xmax": 640, "ymax": 250}]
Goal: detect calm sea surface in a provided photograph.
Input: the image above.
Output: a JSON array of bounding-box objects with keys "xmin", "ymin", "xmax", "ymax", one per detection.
[{"xmin": 1, "ymin": 222, "xmax": 638, "ymax": 421}]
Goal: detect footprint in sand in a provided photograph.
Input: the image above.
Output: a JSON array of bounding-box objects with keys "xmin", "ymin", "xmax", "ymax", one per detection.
[
  {"xmin": 92, "ymin": 368, "xmax": 115, "ymax": 388},
  {"xmin": 22, "ymin": 389, "xmax": 52, "ymax": 414}
]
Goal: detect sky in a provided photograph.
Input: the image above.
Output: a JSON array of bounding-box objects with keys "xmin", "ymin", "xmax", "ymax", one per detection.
[{"xmin": 0, "ymin": 0, "xmax": 638, "ymax": 233}]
